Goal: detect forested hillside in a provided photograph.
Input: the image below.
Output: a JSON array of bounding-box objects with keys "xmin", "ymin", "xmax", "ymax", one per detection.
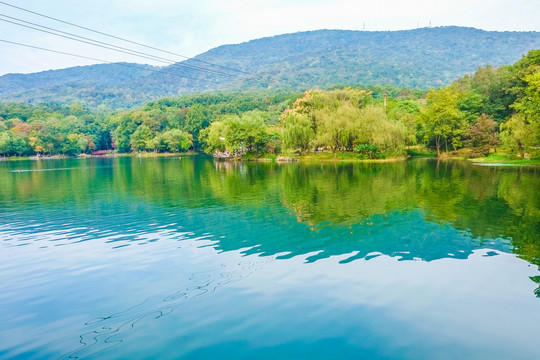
[
  {"xmin": 1, "ymin": 48, "xmax": 538, "ymax": 160},
  {"xmin": 1, "ymin": 27, "xmax": 540, "ymax": 109}
]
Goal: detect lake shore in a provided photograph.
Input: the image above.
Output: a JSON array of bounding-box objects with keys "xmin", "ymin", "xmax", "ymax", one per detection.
[
  {"xmin": 0, "ymin": 151, "xmax": 200, "ymax": 161},
  {"xmin": 1, "ymin": 151, "xmax": 539, "ymax": 166}
]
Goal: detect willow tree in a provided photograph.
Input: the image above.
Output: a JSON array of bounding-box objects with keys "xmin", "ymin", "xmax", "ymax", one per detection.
[
  {"xmin": 313, "ymin": 103, "xmax": 362, "ymax": 155},
  {"xmin": 280, "ymin": 89, "xmax": 319, "ymax": 154},
  {"xmin": 281, "ymin": 110, "xmax": 314, "ymax": 155},
  {"xmin": 280, "ymin": 88, "xmax": 370, "ymax": 155},
  {"xmin": 358, "ymin": 105, "xmax": 407, "ymax": 153}
]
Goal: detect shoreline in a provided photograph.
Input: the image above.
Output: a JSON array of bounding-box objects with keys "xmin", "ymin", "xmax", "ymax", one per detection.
[
  {"xmin": 2, "ymin": 152, "xmax": 539, "ymax": 166},
  {"xmin": 0, "ymin": 151, "xmax": 200, "ymax": 161}
]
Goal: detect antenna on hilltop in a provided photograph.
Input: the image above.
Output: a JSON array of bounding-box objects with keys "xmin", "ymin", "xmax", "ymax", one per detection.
[{"xmin": 429, "ymin": 20, "xmax": 432, "ymax": 28}]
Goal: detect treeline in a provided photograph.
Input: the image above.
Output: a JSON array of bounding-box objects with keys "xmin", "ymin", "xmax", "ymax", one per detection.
[
  {"xmin": 277, "ymin": 49, "xmax": 539, "ymax": 159},
  {"xmin": 422, "ymin": 48, "xmax": 540, "ymax": 158},
  {"xmin": 278, "ymin": 88, "xmax": 418, "ymax": 158},
  {"xmin": 0, "ymin": 50, "xmax": 538, "ymax": 159},
  {"xmin": 0, "ymin": 103, "xmax": 111, "ymax": 156},
  {"xmin": 0, "ymin": 92, "xmax": 298, "ymax": 156}
]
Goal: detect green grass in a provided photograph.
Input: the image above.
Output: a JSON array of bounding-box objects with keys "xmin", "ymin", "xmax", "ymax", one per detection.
[
  {"xmin": 297, "ymin": 151, "xmax": 405, "ymax": 162},
  {"xmin": 469, "ymin": 153, "xmax": 540, "ymax": 165},
  {"xmin": 242, "ymin": 153, "xmax": 277, "ymax": 161},
  {"xmin": 406, "ymin": 146, "xmax": 437, "ymax": 158}
]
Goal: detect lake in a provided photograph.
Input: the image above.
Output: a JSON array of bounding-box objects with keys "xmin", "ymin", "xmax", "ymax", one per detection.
[{"xmin": 0, "ymin": 156, "xmax": 539, "ymax": 359}]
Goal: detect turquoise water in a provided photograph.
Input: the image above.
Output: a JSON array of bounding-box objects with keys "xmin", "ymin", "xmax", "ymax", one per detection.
[{"xmin": 0, "ymin": 156, "xmax": 539, "ymax": 359}]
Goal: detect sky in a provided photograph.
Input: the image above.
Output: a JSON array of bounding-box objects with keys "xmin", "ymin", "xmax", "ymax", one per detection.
[{"xmin": 0, "ymin": 0, "xmax": 539, "ymax": 75}]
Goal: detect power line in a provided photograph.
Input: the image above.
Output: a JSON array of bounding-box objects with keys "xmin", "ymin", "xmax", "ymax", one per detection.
[
  {"xmin": 0, "ymin": 13, "xmax": 243, "ymax": 79},
  {"xmin": 0, "ymin": 39, "xmax": 245, "ymax": 93},
  {"xmin": 0, "ymin": 15, "xmax": 243, "ymax": 79},
  {"xmin": 0, "ymin": 39, "xmax": 210, "ymax": 83},
  {"xmin": 0, "ymin": 1, "xmax": 251, "ymax": 75}
]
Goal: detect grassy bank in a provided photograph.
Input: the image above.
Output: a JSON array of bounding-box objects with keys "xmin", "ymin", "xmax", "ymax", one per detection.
[{"xmin": 468, "ymin": 153, "xmax": 540, "ymax": 166}]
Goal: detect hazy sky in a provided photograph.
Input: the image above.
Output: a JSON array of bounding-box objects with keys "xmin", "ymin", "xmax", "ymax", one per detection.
[{"xmin": 0, "ymin": 0, "xmax": 539, "ymax": 75}]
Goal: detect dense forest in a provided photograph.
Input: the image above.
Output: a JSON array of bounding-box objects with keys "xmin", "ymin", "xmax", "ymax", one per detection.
[
  {"xmin": 2, "ymin": 27, "xmax": 540, "ymax": 109},
  {"xmin": 0, "ymin": 49, "xmax": 539, "ymax": 160}
]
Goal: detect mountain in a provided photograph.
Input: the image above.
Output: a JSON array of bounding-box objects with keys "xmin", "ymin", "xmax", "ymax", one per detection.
[{"xmin": 1, "ymin": 26, "xmax": 540, "ymax": 109}]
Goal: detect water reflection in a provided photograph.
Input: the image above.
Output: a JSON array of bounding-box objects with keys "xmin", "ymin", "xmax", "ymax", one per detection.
[
  {"xmin": 1, "ymin": 157, "xmax": 539, "ymax": 359},
  {"xmin": 1, "ymin": 157, "xmax": 539, "ymax": 266}
]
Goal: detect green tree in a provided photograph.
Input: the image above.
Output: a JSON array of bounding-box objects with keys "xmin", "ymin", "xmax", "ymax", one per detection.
[
  {"xmin": 184, "ymin": 104, "xmax": 208, "ymax": 145},
  {"xmin": 501, "ymin": 59, "xmax": 540, "ymax": 158},
  {"xmin": 281, "ymin": 110, "xmax": 314, "ymax": 154},
  {"xmin": 500, "ymin": 116, "xmax": 529, "ymax": 157},
  {"xmin": 421, "ymin": 86, "xmax": 467, "ymax": 156},
  {"xmin": 313, "ymin": 103, "xmax": 361, "ymax": 155},
  {"xmin": 62, "ymin": 133, "xmax": 89, "ymax": 155},
  {"xmin": 161, "ymin": 129, "xmax": 193, "ymax": 152},
  {"xmin": 199, "ymin": 114, "xmax": 269, "ymax": 155},
  {"xmin": 0, "ymin": 131, "xmax": 12, "ymax": 155},
  {"xmin": 199, "ymin": 121, "xmax": 227, "ymax": 154},
  {"xmin": 130, "ymin": 125, "xmax": 153, "ymax": 151}
]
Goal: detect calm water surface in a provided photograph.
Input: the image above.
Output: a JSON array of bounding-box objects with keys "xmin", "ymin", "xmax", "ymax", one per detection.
[{"xmin": 0, "ymin": 156, "xmax": 539, "ymax": 359}]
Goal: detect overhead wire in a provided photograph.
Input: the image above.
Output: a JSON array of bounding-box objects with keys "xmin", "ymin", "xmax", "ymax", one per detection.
[
  {"xmin": 0, "ymin": 13, "xmax": 244, "ymax": 79},
  {"xmin": 0, "ymin": 39, "xmax": 216, "ymax": 83},
  {"xmin": 0, "ymin": 1, "xmax": 251, "ymax": 75},
  {"xmin": 0, "ymin": 15, "xmax": 245, "ymax": 79}
]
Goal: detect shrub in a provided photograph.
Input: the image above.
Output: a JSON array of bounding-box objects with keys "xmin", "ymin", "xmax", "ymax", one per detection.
[{"xmin": 354, "ymin": 143, "xmax": 380, "ymax": 159}]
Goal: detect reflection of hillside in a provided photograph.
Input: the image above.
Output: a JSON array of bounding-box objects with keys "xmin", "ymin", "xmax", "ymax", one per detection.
[
  {"xmin": 279, "ymin": 162, "xmax": 417, "ymax": 227},
  {"xmin": 0, "ymin": 157, "xmax": 538, "ymax": 266},
  {"xmin": 275, "ymin": 160, "xmax": 539, "ymax": 265},
  {"xmin": 415, "ymin": 162, "xmax": 540, "ymax": 266}
]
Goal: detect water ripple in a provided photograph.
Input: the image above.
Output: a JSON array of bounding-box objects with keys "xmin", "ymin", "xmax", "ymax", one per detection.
[{"xmin": 57, "ymin": 258, "xmax": 272, "ymax": 360}]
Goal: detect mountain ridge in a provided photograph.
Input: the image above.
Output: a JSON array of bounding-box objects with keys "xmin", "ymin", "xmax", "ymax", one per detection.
[{"xmin": 1, "ymin": 26, "xmax": 540, "ymax": 109}]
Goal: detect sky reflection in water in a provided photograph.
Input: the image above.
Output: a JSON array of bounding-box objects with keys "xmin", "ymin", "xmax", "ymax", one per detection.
[{"xmin": 0, "ymin": 157, "xmax": 539, "ymax": 359}]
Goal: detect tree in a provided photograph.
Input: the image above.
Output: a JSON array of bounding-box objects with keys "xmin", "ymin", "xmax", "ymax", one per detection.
[
  {"xmin": 161, "ymin": 129, "xmax": 193, "ymax": 152},
  {"xmin": 421, "ymin": 86, "xmax": 468, "ymax": 156},
  {"xmin": 30, "ymin": 120, "xmax": 62, "ymax": 155},
  {"xmin": 62, "ymin": 133, "xmax": 89, "ymax": 155},
  {"xmin": 281, "ymin": 110, "xmax": 314, "ymax": 154},
  {"xmin": 387, "ymin": 100, "xmax": 420, "ymax": 146},
  {"xmin": 146, "ymin": 134, "xmax": 165, "ymax": 152},
  {"xmin": 500, "ymin": 115, "xmax": 530, "ymax": 158},
  {"xmin": 0, "ymin": 131, "xmax": 32, "ymax": 156},
  {"xmin": 199, "ymin": 121, "xmax": 226, "ymax": 154},
  {"xmin": 184, "ymin": 104, "xmax": 208, "ymax": 145},
  {"xmin": 358, "ymin": 105, "xmax": 407, "ymax": 154},
  {"xmin": 130, "ymin": 125, "xmax": 153, "ymax": 151},
  {"xmin": 313, "ymin": 103, "xmax": 362, "ymax": 155},
  {"xmin": 466, "ymin": 114, "xmax": 499, "ymax": 157},
  {"xmin": 501, "ymin": 60, "xmax": 540, "ymax": 158},
  {"xmin": 0, "ymin": 131, "xmax": 12, "ymax": 155},
  {"xmin": 199, "ymin": 114, "xmax": 270, "ymax": 155},
  {"xmin": 280, "ymin": 88, "xmax": 372, "ymax": 155},
  {"xmin": 279, "ymin": 88, "xmax": 408, "ymax": 157},
  {"xmin": 234, "ymin": 113, "xmax": 270, "ymax": 153},
  {"xmin": 111, "ymin": 114, "xmax": 138, "ymax": 152},
  {"xmin": 454, "ymin": 65, "xmax": 516, "ymax": 123}
]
